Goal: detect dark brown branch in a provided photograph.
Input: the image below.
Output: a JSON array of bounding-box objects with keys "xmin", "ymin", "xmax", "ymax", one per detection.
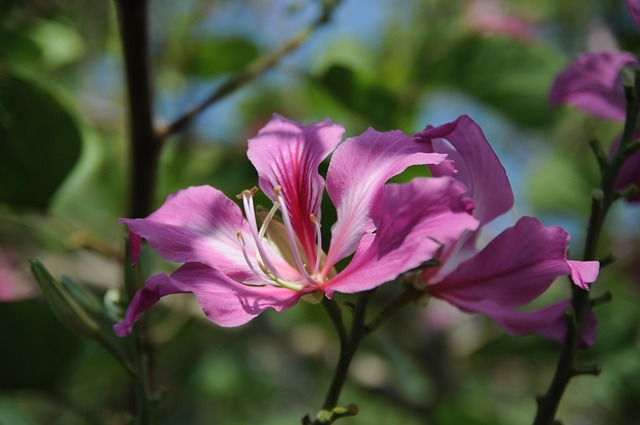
[{"xmin": 114, "ymin": 0, "xmax": 160, "ymax": 218}]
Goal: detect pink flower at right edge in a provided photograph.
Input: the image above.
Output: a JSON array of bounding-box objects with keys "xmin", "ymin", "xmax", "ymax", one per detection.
[
  {"xmin": 549, "ymin": 50, "xmax": 640, "ymax": 201},
  {"xmin": 414, "ymin": 116, "xmax": 600, "ymax": 346}
]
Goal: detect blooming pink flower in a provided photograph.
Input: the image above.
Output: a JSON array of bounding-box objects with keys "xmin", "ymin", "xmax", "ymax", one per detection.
[
  {"xmin": 114, "ymin": 115, "xmax": 479, "ymax": 336},
  {"xmin": 415, "ymin": 116, "xmax": 600, "ymax": 346}
]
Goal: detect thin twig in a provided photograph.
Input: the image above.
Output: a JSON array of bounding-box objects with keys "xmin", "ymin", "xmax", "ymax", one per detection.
[
  {"xmin": 155, "ymin": 0, "xmax": 343, "ymax": 140},
  {"xmin": 533, "ymin": 71, "xmax": 640, "ymax": 425}
]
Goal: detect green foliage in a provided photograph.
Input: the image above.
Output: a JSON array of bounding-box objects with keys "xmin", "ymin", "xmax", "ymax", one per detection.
[
  {"xmin": 428, "ymin": 36, "xmax": 564, "ymax": 128},
  {"xmin": 184, "ymin": 37, "xmax": 259, "ymax": 77},
  {"xmin": 0, "ymin": 72, "xmax": 82, "ymax": 210}
]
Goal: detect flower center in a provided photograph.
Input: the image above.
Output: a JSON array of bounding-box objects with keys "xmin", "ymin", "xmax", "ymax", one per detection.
[{"xmin": 235, "ymin": 186, "xmax": 324, "ymax": 291}]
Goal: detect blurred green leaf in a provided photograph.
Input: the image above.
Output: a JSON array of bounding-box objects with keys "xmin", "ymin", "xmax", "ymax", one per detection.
[
  {"xmin": 317, "ymin": 64, "xmax": 404, "ymax": 130},
  {"xmin": 0, "ymin": 26, "xmax": 42, "ymax": 64},
  {"xmin": 0, "ymin": 299, "xmax": 79, "ymax": 390},
  {"xmin": 185, "ymin": 37, "xmax": 259, "ymax": 77},
  {"xmin": 0, "ymin": 72, "xmax": 82, "ymax": 209},
  {"xmin": 427, "ymin": 36, "xmax": 564, "ymax": 128}
]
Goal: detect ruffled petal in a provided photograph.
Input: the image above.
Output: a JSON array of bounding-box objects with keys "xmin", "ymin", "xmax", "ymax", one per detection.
[
  {"xmin": 114, "ymin": 262, "xmax": 304, "ymax": 336},
  {"xmin": 549, "ymin": 51, "xmax": 639, "ymax": 121},
  {"xmin": 428, "ymin": 217, "xmax": 579, "ymax": 306},
  {"xmin": 114, "ymin": 271, "xmax": 188, "ymax": 337},
  {"xmin": 324, "ymin": 128, "xmax": 447, "ymax": 269},
  {"xmin": 120, "ymin": 186, "xmax": 259, "ymax": 283},
  {"xmin": 247, "ymin": 114, "xmax": 345, "ymax": 261},
  {"xmin": 325, "ymin": 177, "xmax": 478, "ymax": 296},
  {"xmin": 442, "ymin": 297, "xmax": 597, "ymax": 347},
  {"xmin": 568, "ymin": 260, "xmax": 600, "ymax": 290},
  {"xmin": 415, "ymin": 115, "xmax": 514, "ymax": 225}
]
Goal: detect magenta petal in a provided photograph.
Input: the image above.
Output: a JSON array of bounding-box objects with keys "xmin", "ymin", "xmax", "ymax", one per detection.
[
  {"xmin": 429, "ymin": 217, "xmax": 575, "ymax": 306},
  {"xmin": 120, "ymin": 186, "xmax": 257, "ymax": 283},
  {"xmin": 568, "ymin": 260, "xmax": 599, "ymax": 290},
  {"xmin": 325, "ymin": 177, "xmax": 478, "ymax": 295},
  {"xmin": 324, "ymin": 128, "xmax": 447, "ymax": 268},
  {"xmin": 628, "ymin": 0, "xmax": 640, "ymax": 30},
  {"xmin": 114, "ymin": 272, "xmax": 187, "ymax": 337},
  {"xmin": 128, "ymin": 230, "xmax": 142, "ymax": 267},
  {"xmin": 444, "ymin": 298, "xmax": 597, "ymax": 347},
  {"xmin": 549, "ymin": 51, "xmax": 639, "ymax": 121},
  {"xmin": 416, "ymin": 115, "xmax": 514, "ymax": 225},
  {"xmin": 247, "ymin": 115, "xmax": 344, "ymax": 261},
  {"xmin": 114, "ymin": 263, "xmax": 304, "ymax": 336}
]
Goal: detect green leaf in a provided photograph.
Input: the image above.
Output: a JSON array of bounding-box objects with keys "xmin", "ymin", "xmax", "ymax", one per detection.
[
  {"xmin": 318, "ymin": 64, "xmax": 404, "ymax": 130},
  {"xmin": 0, "ymin": 72, "xmax": 82, "ymax": 209},
  {"xmin": 427, "ymin": 36, "xmax": 564, "ymax": 128},
  {"xmin": 185, "ymin": 37, "xmax": 259, "ymax": 77}
]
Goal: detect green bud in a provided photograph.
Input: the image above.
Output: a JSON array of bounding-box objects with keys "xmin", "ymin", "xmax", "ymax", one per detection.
[{"xmin": 30, "ymin": 259, "xmax": 101, "ymax": 339}]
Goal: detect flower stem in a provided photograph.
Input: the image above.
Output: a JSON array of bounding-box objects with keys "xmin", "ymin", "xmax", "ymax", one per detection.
[
  {"xmin": 322, "ymin": 292, "xmax": 371, "ymax": 410},
  {"xmin": 533, "ymin": 70, "xmax": 640, "ymax": 425}
]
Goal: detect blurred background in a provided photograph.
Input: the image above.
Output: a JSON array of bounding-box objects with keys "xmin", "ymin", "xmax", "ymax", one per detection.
[{"xmin": 1, "ymin": 0, "xmax": 639, "ymax": 424}]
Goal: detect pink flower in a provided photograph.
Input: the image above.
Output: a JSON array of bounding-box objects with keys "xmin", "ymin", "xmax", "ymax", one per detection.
[
  {"xmin": 463, "ymin": 0, "xmax": 538, "ymax": 42},
  {"xmin": 549, "ymin": 51, "xmax": 638, "ymax": 121},
  {"xmin": 628, "ymin": 0, "xmax": 640, "ymax": 30},
  {"xmin": 0, "ymin": 249, "xmax": 37, "ymax": 302},
  {"xmin": 550, "ymin": 51, "xmax": 640, "ymax": 202},
  {"xmin": 114, "ymin": 115, "xmax": 479, "ymax": 336},
  {"xmin": 415, "ymin": 116, "xmax": 600, "ymax": 346}
]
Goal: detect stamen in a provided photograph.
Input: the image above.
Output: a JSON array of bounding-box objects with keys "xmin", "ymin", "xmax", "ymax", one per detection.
[
  {"xmin": 277, "ymin": 192, "xmax": 318, "ymax": 286},
  {"xmin": 310, "ymin": 214, "xmax": 322, "ymax": 276},
  {"xmin": 236, "ymin": 232, "xmax": 275, "ymax": 286},
  {"xmin": 241, "ymin": 190, "xmax": 283, "ymax": 280},
  {"xmin": 258, "ymin": 202, "xmax": 281, "ymax": 240}
]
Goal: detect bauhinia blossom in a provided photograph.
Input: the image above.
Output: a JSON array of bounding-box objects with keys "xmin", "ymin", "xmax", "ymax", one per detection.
[
  {"xmin": 114, "ymin": 115, "xmax": 479, "ymax": 336},
  {"xmin": 414, "ymin": 115, "xmax": 600, "ymax": 346}
]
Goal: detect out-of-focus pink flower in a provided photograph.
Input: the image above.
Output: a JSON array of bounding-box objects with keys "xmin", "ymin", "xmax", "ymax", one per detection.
[
  {"xmin": 415, "ymin": 116, "xmax": 600, "ymax": 346},
  {"xmin": 550, "ymin": 51, "xmax": 640, "ymax": 202},
  {"xmin": 0, "ymin": 250, "xmax": 37, "ymax": 301},
  {"xmin": 463, "ymin": 0, "xmax": 538, "ymax": 42},
  {"xmin": 114, "ymin": 115, "xmax": 478, "ymax": 336},
  {"xmin": 628, "ymin": 0, "xmax": 640, "ymax": 30},
  {"xmin": 549, "ymin": 51, "xmax": 639, "ymax": 121}
]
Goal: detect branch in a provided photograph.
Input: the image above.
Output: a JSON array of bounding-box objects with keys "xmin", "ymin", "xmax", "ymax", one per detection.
[
  {"xmin": 533, "ymin": 70, "xmax": 640, "ymax": 425},
  {"xmin": 114, "ymin": 0, "xmax": 160, "ymax": 219},
  {"xmin": 155, "ymin": 0, "xmax": 343, "ymax": 140}
]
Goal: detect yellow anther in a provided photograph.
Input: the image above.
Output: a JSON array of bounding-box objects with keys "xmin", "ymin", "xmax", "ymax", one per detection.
[
  {"xmin": 236, "ymin": 232, "xmax": 245, "ymax": 245},
  {"xmin": 235, "ymin": 187, "xmax": 259, "ymax": 200},
  {"xmin": 309, "ymin": 214, "xmax": 321, "ymax": 226},
  {"xmin": 273, "ymin": 185, "xmax": 282, "ymax": 198}
]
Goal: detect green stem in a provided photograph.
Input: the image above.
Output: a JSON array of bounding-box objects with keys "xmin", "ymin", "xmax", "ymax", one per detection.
[
  {"xmin": 322, "ymin": 292, "xmax": 371, "ymax": 411},
  {"xmin": 532, "ymin": 71, "xmax": 640, "ymax": 425}
]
